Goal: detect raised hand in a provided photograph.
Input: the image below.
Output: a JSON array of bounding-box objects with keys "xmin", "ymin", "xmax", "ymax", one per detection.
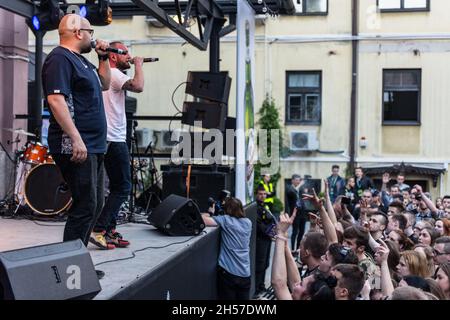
[
  {"xmin": 277, "ymin": 209, "xmax": 296, "ymax": 235},
  {"xmin": 414, "ymin": 184, "xmax": 423, "ymax": 194},
  {"xmin": 302, "ymin": 188, "xmax": 323, "ymax": 210},
  {"xmin": 374, "ymin": 239, "xmax": 390, "ymax": 265},
  {"xmin": 323, "ymin": 179, "xmax": 329, "ymax": 194}
]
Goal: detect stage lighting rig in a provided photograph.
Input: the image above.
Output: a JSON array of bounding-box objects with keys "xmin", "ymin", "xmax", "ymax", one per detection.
[
  {"xmin": 81, "ymin": 0, "xmax": 113, "ymax": 26},
  {"xmin": 28, "ymin": 0, "xmax": 63, "ymax": 32}
]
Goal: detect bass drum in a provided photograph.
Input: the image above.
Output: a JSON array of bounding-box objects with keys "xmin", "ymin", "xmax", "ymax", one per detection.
[{"xmin": 24, "ymin": 163, "xmax": 72, "ymax": 215}]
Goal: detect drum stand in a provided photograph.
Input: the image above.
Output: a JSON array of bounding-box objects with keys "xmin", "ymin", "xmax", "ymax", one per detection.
[{"xmin": 2, "ymin": 134, "xmax": 27, "ymax": 216}]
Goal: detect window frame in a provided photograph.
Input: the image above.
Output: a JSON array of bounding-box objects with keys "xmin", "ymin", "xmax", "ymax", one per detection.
[
  {"xmin": 294, "ymin": 0, "xmax": 329, "ymax": 16},
  {"xmin": 285, "ymin": 71, "xmax": 322, "ymax": 125},
  {"xmin": 382, "ymin": 68, "xmax": 422, "ymax": 126},
  {"xmin": 377, "ymin": 0, "xmax": 430, "ymax": 13}
]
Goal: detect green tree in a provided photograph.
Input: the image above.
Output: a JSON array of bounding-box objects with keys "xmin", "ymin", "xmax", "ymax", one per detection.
[{"xmin": 254, "ymin": 96, "xmax": 289, "ymax": 214}]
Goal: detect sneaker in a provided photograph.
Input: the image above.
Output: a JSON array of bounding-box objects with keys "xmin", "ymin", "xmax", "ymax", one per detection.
[
  {"xmin": 89, "ymin": 231, "xmax": 115, "ymax": 250},
  {"xmin": 106, "ymin": 230, "xmax": 130, "ymax": 248}
]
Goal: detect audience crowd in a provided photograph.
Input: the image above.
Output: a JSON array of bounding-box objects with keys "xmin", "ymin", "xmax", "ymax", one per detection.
[{"xmin": 268, "ymin": 166, "xmax": 450, "ymax": 300}]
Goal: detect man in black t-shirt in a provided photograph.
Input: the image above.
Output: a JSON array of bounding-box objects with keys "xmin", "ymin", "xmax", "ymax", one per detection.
[{"xmin": 42, "ymin": 14, "xmax": 111, "ymax": 251}]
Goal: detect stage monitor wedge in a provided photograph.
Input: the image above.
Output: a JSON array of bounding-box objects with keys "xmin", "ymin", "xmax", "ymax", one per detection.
[
  {"xmin": 185, "ymin": 71, "xmax": 232, "ymax": 104},
  {"xmin": 0, "ymin": 240, "xmax": 101, "ymax": 300},
  {"xmin": 149, "ymin": 194, "xmax": 205, "ymax": 236}
]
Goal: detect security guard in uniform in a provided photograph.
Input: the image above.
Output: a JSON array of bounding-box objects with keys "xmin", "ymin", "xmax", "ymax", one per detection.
[
  {"xmin": 258, "ymin": 174, "xmax": 276, "ymax": 212},
  {"xmin": 254, "ymin": 186, "xmax": 276, "ymax": 297}
]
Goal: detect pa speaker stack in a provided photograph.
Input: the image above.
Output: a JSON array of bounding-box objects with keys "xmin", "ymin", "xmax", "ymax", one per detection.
[{"xmin": 182, "ymin": 71, "xmax": 232, "ymax": 131}]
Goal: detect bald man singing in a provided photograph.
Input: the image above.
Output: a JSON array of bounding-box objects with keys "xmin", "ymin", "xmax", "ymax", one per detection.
[{"xmin": 42, "ymin": 15, "xmax": 112, "ymax": 263}]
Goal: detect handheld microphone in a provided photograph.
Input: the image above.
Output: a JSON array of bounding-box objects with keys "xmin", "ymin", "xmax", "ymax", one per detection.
[
  {"xmin": 130, "ymin": 58, "xmax": 159, "ymax": 64},
  {"xmin": 90, "ymin": 40, "xmax": 128, "ymax": 55},
  {"xmin": 143, "ymin": 58, "xmax": 159, "ymax": 63}
]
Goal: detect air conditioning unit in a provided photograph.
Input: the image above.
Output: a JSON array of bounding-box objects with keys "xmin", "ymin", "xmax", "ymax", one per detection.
[
  {"xmin": 154, "ymin": 130, "xmax": 186, "ymax": 151},
  {"xmin": 290, "ymin": 131, "xmax": 319, "ymax": 151},
  {"xmin": 135, "ymin": 128, "xmax": 154, "ymax": 148}
]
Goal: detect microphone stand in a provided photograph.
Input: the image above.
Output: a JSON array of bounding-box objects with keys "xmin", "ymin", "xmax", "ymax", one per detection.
[{"xmin": 143, "ymin": 140, "xmax": 161, "ymax": 213}]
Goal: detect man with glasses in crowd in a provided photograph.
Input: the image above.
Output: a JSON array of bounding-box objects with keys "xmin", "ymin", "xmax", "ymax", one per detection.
[
  {"xmin": 42, "ymin": 14, "xmax": 110, "ymax": 278},
  {"xmin": 434, "ymin": 237, "xmax": 450, "ymax": 265}
]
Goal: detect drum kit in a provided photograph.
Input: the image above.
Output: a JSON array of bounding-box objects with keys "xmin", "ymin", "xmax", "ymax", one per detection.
[{"xmin": 4, "ymin": 128, "xmax": 72, "ymax": 216}]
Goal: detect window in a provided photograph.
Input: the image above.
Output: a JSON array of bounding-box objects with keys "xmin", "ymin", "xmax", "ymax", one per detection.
[
  {"xmin": 378, "ymin": 0, "xmax": 430, "ymax": 12},
  {"xmin": 294, "ymin": 0, "xmax": 328, "ymax": 15},
  {"xmin": 383, "ymin": 69, "xmax": 421, "ymax": 125},
  {"xmin": 286, "ymin": 71, "xmax": 322, "ymax": 124}
]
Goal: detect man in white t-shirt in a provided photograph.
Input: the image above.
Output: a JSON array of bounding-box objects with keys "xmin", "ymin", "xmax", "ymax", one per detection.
[{"xmin": 90, "ymin": 41, "xmax": 144, "ymax": 249}]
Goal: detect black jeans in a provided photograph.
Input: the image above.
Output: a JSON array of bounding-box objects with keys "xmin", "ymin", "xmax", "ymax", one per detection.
[
  {"xmin": 217, "ymin": 266, "xmax": 251, "ymax": 300},
  {"xmin": 291, "ymin": 212, "xmax": 307, "ymax": 250},
  {"xmin": 255, "ymin": 236, "xmax": 272, "ymax": 293},
  {"xmin": 52, "ymin": 154, "xmax": 104, "ymax": 246},
  {"xmin": 94, "ymin": 142, "xmax": 131, "ymax": 233}
]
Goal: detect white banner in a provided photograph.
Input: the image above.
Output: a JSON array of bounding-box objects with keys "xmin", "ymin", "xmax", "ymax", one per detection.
[{"xmin": 236, "ymin": 0, "xmax": 256, "ymax": 204}]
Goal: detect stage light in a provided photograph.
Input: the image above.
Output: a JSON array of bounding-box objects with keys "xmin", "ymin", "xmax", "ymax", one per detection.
[
  {"xmin": 80, "ymin": 5, "xmax": 87, "ymax": 18},
  {"xmin": 27, "ymin": 0, "xmax": 63, "ymax": 32},
  {"xmin": 32, "ymin": 16, "xmax": 41, "ymax": 31},
  {"xmin": 83, "ymin": 0, "xmax": 113, "ymax": 26}
]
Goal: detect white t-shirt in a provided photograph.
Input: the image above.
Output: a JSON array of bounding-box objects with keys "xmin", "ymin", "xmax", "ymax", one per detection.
[{"xmin": 103, "ymin": 68, "xmax": 131, "ymax": 142}]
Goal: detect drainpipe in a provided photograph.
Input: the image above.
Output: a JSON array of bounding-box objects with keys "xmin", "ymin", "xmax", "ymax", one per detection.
[{"xmin": 349, "ymin": 0, "xmax": 359, "ymax": 173}]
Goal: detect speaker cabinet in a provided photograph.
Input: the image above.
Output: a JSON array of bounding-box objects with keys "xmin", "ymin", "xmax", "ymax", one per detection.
[
  {"xmin": 148, "ymin": 194, "xmax": 205, "ymax": 236},
  {"xmin": 185, "ymin": 71, "xmax": 231, "ymax": 104},
  {"xmin": 161, "ymin": 165, "xmax": 235, "ymax": 212},
  {"xmin": 182, "ymin": 101, "xmax": 227, "ymax": 131},
  {"xmin": 0, "ymin": 240, "xmax": 101, "ymax": 300}
]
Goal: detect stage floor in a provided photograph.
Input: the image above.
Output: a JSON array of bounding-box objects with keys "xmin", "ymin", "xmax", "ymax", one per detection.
[{"xmin": 0, "ymin": 217, "xmax": 214, "ymax": 300}]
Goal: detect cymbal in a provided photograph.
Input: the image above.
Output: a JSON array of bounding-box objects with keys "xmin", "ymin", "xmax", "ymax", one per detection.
[{"xmin": 3, "ymin": 128, "xmax": 36, "ymax": 137}]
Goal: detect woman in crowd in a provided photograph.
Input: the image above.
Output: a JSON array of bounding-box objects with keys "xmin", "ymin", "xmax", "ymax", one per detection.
[
  {"xmin": 201, "ymin": 197, "xmax": 252, "ymax": 300},
  {"xmin": 414, "ymin": 221, "xmax": 433, "ymax": 239},
  {"xmin": 418, "ymin": 227, "xmax": 439, "ymax": 246},
  {"xmin": 387, "ymin": 229, "xmax": 415, "ymax": 251},
  {"xmin": 396, "ymin": 250, "xmax": 429, "ymax": 278},
  {"xmin": 434, "ymin": 263, "xmax": 450, "ymax": 300},
  {"xmin": 435, "ymin": 218, "xmax": 450, "ymax": 237},
  {"xmin": 413, "ymin": 244, "xmax": 435, "ymax": 277},
  {"xmin": 425, "ymin": 278, "xmax": 448, "ymax": 300}
]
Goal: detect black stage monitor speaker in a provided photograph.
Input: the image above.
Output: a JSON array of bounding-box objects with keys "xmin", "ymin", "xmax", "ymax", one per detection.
[
  {"xmin": 182, "ymin": 101, "xmax": 227, "ymax": 130},
  {"xmin": 161, "ymin": 165, "xmax": 235, "ymax": 212},
  {"xmin": 0, "ymin": 240, "xmax": 101, "ymax": 300},
  {"xmin": 185, "ymin": 71, "xmax": 232, "ymax": 104},
  {"xmin": 148, "ymin": 194, "xmax": 205, "ymax": 236}
]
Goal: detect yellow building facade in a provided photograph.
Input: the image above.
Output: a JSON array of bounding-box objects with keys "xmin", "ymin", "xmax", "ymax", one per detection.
[{"xmin": 33, "ymin": 0, "xmax": 450, "ymax": 203}]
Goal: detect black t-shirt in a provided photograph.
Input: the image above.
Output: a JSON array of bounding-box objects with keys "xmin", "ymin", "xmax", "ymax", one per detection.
[{"xmin": 42, "ymin": 46, "xmax": 107, "ymax": 154}]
